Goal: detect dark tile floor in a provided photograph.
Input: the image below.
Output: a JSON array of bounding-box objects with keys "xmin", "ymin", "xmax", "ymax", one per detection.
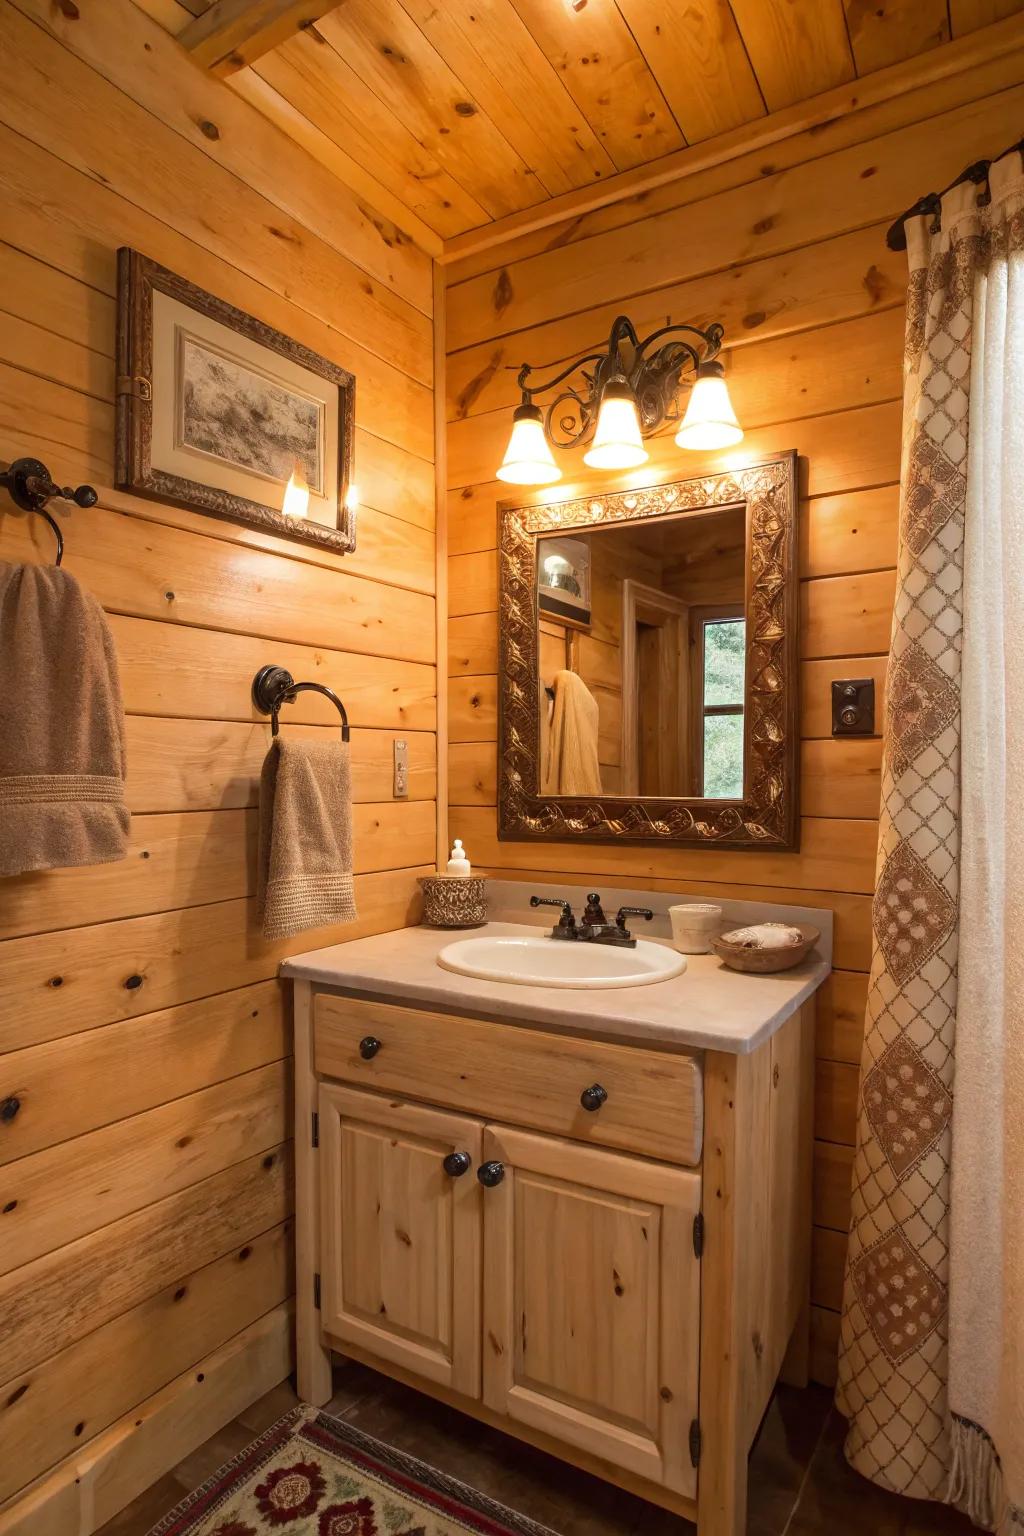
[{"xmin": 97, "ymin": 1364, "xmax": 977, "ymax": 1536}]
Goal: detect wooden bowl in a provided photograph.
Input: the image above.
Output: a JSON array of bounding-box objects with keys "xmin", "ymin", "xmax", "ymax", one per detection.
[{"xmin": 711, "ymin": 923, "xmax": 821, "ymax": 974}]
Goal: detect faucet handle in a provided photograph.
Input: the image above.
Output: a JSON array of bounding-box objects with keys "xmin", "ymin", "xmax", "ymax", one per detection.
[
  {"xmin": 616, "ymin": 906, "xmax": 654, "ymax": 932},
  {"xmin": 530, "ymin": 895, "xmax": 577, "ymax": 936},
  {"xmin": 583, "ymin": 892, "xmax": 607, "ymax": 925}
]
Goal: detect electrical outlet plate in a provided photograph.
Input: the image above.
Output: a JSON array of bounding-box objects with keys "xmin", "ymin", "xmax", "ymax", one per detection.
[
  {"xmin": 393, "ymin": 738, "xmax": 409, "ymax": 797},
  {"xmin": 831, "ymin": 678, "xmax": 875, "ymax": 736}
]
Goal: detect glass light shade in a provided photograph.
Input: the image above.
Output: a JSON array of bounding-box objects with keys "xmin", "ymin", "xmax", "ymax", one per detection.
[
  {"xmin": 281, "ymin": 461, "xmax": 310, "ymax": 518},
  {"xmin": 675, "ymin": 362, "xmax": 743, "ymax": 450},
  {"xmin": 583, "ymin": 379, "xmax": 648, "ymax": 470},
  {"xmin": 496, "ymin": 404, "xmax": 562, "ymax": 486}
]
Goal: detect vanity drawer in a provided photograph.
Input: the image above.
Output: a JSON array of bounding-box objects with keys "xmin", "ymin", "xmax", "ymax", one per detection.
[{"xmin": 313, "ymin": 994, "xmax": 703, "ymax": 1166}]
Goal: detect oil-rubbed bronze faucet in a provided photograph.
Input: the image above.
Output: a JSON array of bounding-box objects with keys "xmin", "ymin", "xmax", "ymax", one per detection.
[
  {"xmin": 530, "ymin": 893, "xmax": 654, "ymax": 947},
  {"xmin": 529, "ymin": 896, "xmax": 577, "ymax": 939}
]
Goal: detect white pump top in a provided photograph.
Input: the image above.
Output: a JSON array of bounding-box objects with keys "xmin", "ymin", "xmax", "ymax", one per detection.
[{"xmin": 446, "ymin": 838, "xmax": 471, "ymax": 876}]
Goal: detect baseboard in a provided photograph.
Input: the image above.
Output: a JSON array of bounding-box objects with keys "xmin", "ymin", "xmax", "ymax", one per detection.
[{"xmin": 0, "ymin": 1303, "xmax": 294, "ymax": 1536}]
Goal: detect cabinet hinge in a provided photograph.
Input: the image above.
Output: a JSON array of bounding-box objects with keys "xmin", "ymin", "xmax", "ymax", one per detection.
[
  {"xmin": 313, "ymin": 1272, "xmax": 322, "ymax": 1311},
  {"xmin": 311, "ymin": 1111, "xmax": 319, "ymax": 1149},
  {"xmin": 689, "ymin": 1419, "xmax": 702, "ymax": 1468},
  {"xmin": 693, "ymin": 1210, "xmax": 705, "ymax": 1259}
]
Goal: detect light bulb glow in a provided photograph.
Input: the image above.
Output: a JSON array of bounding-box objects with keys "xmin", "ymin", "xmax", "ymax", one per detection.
[
  {"xmin": 583, "ymin": 381, "xmax": 648, "ymax": 471},
  {"xmin": 675, "ymin": 363, "xmax": 743, "ymax": 451},
  {"xmin": 496, "ymin": 404, "xmax": 562, "ymax": 486},
  {"xmin": 344, "ymin": 482, "xmax": 359, "ymax": 511},
  {"xmin": 281, "ymin": 461, "xmax": 310, "ymax": 518}
]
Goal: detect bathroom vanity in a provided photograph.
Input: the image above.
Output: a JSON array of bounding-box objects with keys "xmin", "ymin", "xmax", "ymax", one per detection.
[{"xmin": 283, "ymin": 889, "xmax": 829, "ymax": 1536}]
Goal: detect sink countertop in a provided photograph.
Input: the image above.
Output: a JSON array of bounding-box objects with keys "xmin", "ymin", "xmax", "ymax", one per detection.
[{"xmin": 282, "ymin": 920, "xmax": 830, "ymax": 1056}]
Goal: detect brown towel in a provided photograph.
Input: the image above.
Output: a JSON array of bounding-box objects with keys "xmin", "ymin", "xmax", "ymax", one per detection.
[
  {"xmin": 0, "ymin": 563, "xmax": 130, "ymax": 877},
  {"xmin": 258, "ymin": 736, "xmax": 357, "ymax": 940}
]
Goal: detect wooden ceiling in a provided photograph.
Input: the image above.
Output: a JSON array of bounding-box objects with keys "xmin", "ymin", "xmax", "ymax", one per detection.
[{"xmin": 156, "ymin": 0, "xmax": 1024, "ymax": 245}]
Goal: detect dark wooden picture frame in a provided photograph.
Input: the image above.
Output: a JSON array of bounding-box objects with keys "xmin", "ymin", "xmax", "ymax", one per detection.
[
  {"xmin": 115, "ymin": 248, "xmax": 356, "ymax": 553},
  {"xmin": 498, "ymin": 453, "xmax": 800, "ymax": 851}
]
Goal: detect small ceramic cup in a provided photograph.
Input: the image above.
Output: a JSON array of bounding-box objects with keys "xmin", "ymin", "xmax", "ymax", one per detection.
[{"xmin": 668, "ymin": 903, "xmax": 723, "ymax": 954}]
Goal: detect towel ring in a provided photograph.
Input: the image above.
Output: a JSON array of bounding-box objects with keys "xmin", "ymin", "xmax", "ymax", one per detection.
[
  {"xmin": 0, "ymin": 456, "xmax": 98, "ymax": 567},
  {"xmin": 252, "ymin": 664, "xmax": 350, "ymax": 742}
]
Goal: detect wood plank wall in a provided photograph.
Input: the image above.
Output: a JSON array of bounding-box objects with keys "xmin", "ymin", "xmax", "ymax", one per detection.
[
  {"xmin": 0, "ymin": 0, "xmax": 437, "ymax": 1523},
  {"xmin": 444, "ymin": 55, "xmax": 1024, "ymax": 1385}
]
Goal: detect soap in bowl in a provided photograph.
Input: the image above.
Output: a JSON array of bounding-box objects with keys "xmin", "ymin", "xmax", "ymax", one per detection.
[{"xmin": 711, "ymin": 922, "xmax": 820, "ymax": 974}]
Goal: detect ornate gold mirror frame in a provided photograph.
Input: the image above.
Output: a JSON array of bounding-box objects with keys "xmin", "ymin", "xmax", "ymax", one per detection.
[{"xmin": 497, "ymin": 452, "xmax": 800, "ymax": 850}]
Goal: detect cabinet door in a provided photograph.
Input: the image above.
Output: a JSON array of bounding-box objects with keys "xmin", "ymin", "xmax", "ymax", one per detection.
[
  {"xmin": 481, "ymin": 1125, "xmax": 700, "ymax": 1498},
  {"xmin": 318, "ymin": 1083, "xmax": 482, "ymax": 1397}
]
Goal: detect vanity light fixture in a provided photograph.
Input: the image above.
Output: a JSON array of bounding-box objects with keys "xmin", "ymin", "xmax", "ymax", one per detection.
[
  {"xmin": 496, "ymin": 314, "xmax": 742, "ymax": 487},
  {"xmin": 496, "ymin": 403, "xmax": 562, "ymax": 485},
  {"xmin": 583, "ymin": 377, "xmax": 648, "ymax": 471},
  {"xmin": 674, "ymin": 361, "xmax": 744, "ymax": 450}
]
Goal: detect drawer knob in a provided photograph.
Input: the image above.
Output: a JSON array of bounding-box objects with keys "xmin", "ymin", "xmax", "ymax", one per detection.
[
  {"xmin": 580, "ymin": 1083, "xmax": 608, "ymax": 1112},
  {"xmin": 358, "ymin": 1035, "xmax": 382, "ymax": 1060},
  {"xmin": 477, "ymin": 1160, "xmax": 505, "ymax": 1188},
  {"xmin": 443, "ymin": 1150, "xmax": 472, "ymax": 1178}
]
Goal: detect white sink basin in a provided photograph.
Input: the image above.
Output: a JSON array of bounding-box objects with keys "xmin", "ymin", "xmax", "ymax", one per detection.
[{"xmin": 437, "ymin": 934, "xmax": 686, "ymax": 989}]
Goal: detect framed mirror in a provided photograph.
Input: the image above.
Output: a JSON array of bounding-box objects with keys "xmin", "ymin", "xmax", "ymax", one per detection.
[{"xmin": 497, "ymin": 453, "xmax": 799, "ymax": 850}]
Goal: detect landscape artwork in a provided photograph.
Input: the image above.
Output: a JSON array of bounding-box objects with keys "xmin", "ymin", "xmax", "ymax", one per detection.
[
  {"xmin": 178, "ymin": 334, "xmax": 324, "ymax": 493},
  {"xmin": 116, "ymin": 248, "xmax": 356, "ymax": 552}
]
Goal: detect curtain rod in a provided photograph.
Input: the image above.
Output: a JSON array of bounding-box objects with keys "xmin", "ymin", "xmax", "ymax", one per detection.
[{"xmin": 885, "ymin": 136, "xmax": 1024, "ymax": 252}]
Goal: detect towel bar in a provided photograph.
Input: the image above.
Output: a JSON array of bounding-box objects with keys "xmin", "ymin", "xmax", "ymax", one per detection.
[
  {"xmin": 0, "ymin": 456, "xmax": 98, "ymax": 567},
  {"xmin": 252, "ymin": 664, "xmax": 350, "ymax": 742}
]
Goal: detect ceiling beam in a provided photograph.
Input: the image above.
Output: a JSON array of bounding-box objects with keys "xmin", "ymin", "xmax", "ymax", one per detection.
[{"xmin": 180, "ymin": 0, "xmax": 346, "ymax": 76}]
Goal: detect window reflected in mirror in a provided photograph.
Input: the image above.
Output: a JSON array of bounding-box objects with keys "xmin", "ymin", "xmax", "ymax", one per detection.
[{"xmin": 537, "ymin": 504, "xmax": 746, "ymax": 800}]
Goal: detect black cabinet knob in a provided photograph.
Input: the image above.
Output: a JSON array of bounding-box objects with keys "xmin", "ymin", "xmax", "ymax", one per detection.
[
  {"xmin": 0, "ymin": 1095, "xmax": 20, "ymax": 1123},
  {"xmin": 580, "ymin": 1083, "xmax": 608, "ymax": 1112},
  {"xmin": 477, "ymin": 1160, "xmax": 505, "ymax": 1187},
  {"xmin": 443, "ymin": 1150, "xmax": 472, "ymax": 1178},
  {"xmin": 358, "ymin": 1035, "xmax": 382, "ymax": 1060}
]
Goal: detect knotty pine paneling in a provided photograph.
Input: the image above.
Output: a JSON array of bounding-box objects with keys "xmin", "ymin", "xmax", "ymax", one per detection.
[
  {"xmin": 0, "ymin": 1143, "xmax": 292, "ymax": 1383},
  {"xmin": 442, "ymin": 80, "xmax": 1009, "ymax": 1384},
  {"xmin": 443, "ymin": 44, "xmax": 1024, "ymax": 282},
  {"xmin": 0, "ymin": 1221, "xmax": 292, "ymax": 1504},
  {"xmin": 0, "ymin": 5, "xmax": 438, "ymax": 1519}
]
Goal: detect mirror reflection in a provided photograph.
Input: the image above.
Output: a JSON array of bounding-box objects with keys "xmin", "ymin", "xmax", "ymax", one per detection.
[{"xmin": 537, "ymin": 505, "xmax": 747, "ymax": 800}]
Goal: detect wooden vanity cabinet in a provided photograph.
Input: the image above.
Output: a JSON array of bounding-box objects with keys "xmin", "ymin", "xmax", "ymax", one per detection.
[
  {"xmin": 294, "ymin": 981, "xmax": 815, "ymax": 1536},
  {"xmin": 316, "ymin": 1083, "xmax": 482, "ymax": 1397},
  {"xmin": 481, "ymin": 1124, "xmax": 701, "ymax": 1500}
]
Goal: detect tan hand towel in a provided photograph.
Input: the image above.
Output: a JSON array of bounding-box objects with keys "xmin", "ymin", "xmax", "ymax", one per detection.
[
  {"xmin": 547, "ymin": 669, "xmax": 602, "ymax": 796},
  {"xmin": 258, "ymin": 736, "xmax": 357, "ymax": 940},
  {"xmin": 0, "ymin": 562, "xmax": 130, "ymax": 877}
]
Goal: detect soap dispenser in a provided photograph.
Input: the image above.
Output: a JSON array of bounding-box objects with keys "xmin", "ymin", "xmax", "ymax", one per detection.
[{"xmin": 446, "ymin": 838, "xmax": 471, "ymax": 876}]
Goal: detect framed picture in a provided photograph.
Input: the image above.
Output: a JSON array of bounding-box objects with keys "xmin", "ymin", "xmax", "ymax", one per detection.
[
  {"xmin": 115, "ymin": 249, "xmax": 356, "ymax": 552},
  {"xmin": 537, "ymin": 535, "xmax": 592, "ymax": 629}
]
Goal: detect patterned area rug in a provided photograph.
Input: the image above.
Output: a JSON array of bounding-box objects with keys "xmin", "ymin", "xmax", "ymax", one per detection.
[{"xmin": 147, "ymin": 1406, "xmax": 558, "ymax": 1536}]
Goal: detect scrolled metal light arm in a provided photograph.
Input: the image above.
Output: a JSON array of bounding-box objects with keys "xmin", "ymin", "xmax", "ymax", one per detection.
[{"xmin": 510, "ymin": 314, "xmax": 726, "ymax": 451}]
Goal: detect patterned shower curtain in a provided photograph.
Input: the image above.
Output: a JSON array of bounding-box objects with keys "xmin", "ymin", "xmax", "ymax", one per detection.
[{"xmin": 836, "ymin": 151, "xmax": 1024, "ymax": 1531}]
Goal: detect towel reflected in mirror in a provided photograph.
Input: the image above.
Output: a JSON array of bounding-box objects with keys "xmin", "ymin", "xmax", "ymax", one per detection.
[{"xmin": 540, "ymin": 669, "xmax": 602, "ymax": 797}]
